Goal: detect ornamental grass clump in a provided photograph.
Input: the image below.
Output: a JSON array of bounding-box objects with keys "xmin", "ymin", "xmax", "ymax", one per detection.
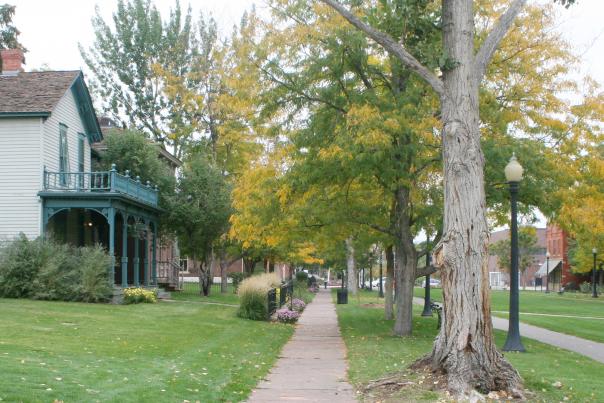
[
  {"xmin": 276, "ymin": 308, "xmax": 299, "ymax": 324},
  {"xmin": 291, "ymin": 298, "xmax": 306, "ymax": 312},
  {"xmin": 237, "ymin": 273, "xmax": 281, "ymax": 321},
  {"xmin": 123, "ymin": 287, "xmax": 157, "ymax": 304}
]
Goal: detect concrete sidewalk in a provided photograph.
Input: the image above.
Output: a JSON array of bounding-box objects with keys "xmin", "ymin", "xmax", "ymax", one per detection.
[
  {"xmin": 413, "ymin": 297, "xmax": 604, "ymax": 364},
  {"xmin": 247, "ymin": 289, "xmax": 355, "ymax": 402}
]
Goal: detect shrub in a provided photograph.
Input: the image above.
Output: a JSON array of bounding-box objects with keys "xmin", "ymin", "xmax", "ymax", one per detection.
[
  {"xmin": 123, "ymin": 287, "xmax": 158, "ymax": 304},
  {"xmin": 229, "ymin": 272, "xmax": 249, "ymax": 293},
  {"xmin": 0, "ymin": 234, "xmax": 51, "ymax": 298},
  {"xmin": 0, "ymin": 235, "xmax": 113, "ymax": 302},
  {"xmin": 77, "ymin": 246, "xmax": 113, "ymax": 302},
  {"xmin": 295, "ymin": 271, "xmax": 308, "ymax": 283},
  {"xmin": 276, "ymin": 308, "xmax": 299, "ymax": 324},
  {"xmin": 32, "ymin": 242, "xmax": 80, "ymax": 301},
  {"xmin": 237, "ymin": 273, "xmax": 280, "ymax": 320},
  {"xmin": 291, "ymin": 298, "xmax": 306, "ymax": 312}
]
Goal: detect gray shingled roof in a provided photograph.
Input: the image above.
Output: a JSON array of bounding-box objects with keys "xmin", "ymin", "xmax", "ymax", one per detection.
[{"xmin": 0, "ymin": 70, "xmax": 80, "ymax": 114}]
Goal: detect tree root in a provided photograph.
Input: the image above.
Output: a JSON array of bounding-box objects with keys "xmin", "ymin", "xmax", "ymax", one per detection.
[{"xmin": 411, "ymin": 354, "xmax": 525, "ymax": 401}]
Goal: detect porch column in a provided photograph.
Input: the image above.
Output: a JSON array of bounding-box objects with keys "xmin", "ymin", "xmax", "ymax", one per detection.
[
  {"xmin": 152, "ymin": 222, "xmax": 158, "ymax": 285},
  {"xmin": 108, "ymin": 208, "xmax": 116, "ymax": 284},
  {"xmin": 121, "ymin": 216, "xmax": 128, "ymax": 288},
  {"xmin": 143, "ymin": 231, "xmax": 149, "ymax": 287},
  {"xmin": 133, "ymin": 233, "xmax": 140, "ymax": 287}
]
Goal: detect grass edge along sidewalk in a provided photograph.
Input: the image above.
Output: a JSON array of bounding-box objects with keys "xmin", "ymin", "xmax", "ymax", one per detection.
[
  {"xmin": 413, "ymin": 287, "xmax": 604, "ymax": 344},
  {"xmin": 334, "ymin": 290, "xmax": 604, "ymax": 402},
  {"xmin": 0, "ymin": 296, "xmax": 293, "ymax": 402}
]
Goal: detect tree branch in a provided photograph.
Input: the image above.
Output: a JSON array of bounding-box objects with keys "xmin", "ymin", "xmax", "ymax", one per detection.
[
  {"xmin": 319, "ymin": 0, "xmax": 444, "ymax": 96},
  {"xmin": 475, "ymin": 0, "xmax": 527, "ymax": 81},
  {"xmin": 415, "ymin": 265, "xmax": 437, "ymax": 278}
]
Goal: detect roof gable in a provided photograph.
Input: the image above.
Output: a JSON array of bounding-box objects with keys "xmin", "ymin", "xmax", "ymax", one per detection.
[{"xmin": 0, "ymin": 70, "xmax": 102, "ymax": 142}]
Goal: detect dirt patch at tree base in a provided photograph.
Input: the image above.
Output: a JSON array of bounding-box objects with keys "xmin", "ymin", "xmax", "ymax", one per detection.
[{"xmin": 360, "ymin": 363, "xmax": 531, "ymax": 402}]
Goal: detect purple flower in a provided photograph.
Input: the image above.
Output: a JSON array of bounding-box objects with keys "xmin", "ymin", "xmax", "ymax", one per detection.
[
  {"xmin": 291, "ymin": 298, "xmax": 306, "ymax": 312},
  {"xmin": 276, "ymin": 308, "xmax": 300, "ymax": 324}
]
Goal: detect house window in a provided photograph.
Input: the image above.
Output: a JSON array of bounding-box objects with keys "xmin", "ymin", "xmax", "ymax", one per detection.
[
  {"xmin": 59, "ymin": 124, "xmax": 70, "ymax": 185},
  {"xmin": 77, "ymin": 133, "xmax": 85, "ymax": 187}
]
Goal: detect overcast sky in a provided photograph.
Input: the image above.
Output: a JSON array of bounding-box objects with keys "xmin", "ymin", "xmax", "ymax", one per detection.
[{"xmin": 8, "ymin": 0, "xmax": 604, "ymax": 87}]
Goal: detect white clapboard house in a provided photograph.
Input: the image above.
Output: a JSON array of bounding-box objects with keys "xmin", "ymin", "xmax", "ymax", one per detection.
[{"xmin": 0, "ymin": 48, "xmax": 170, "ymax": 288}]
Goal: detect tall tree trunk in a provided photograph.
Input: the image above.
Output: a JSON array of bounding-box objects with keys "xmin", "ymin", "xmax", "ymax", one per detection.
[
  {"xmin": 384, "ymin": 245, "xmax": 394, "ymax": 320},
  {"xmin": 345, "ymin": 237, "xmax": 358, "ymax": 295},
  {"xmin": 243, "ymin": 257, "xmax": 257, "ymax": 275},
  {"xmin": 429, "ymin": 0, "xmax": 521, "ymax": 395},
  {"xmin": 393, "ymin": 188, "xmax": 417, "ymax": 336},
  {"xmin": 220, "ymin": 260, "xmax": 228, "ymax": 294}
]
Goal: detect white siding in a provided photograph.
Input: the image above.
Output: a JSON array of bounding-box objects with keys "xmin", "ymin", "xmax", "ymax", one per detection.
[
  {"xmin": 0, "ymin": 118, "xmax": 44, "ymax": 240},
  {"xmin": 43, "ymin": 89, "xmax": 91, "ymax": 173}
]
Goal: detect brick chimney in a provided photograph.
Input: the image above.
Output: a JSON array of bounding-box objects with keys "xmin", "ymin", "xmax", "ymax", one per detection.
[{"xmin": 1, "ymin": 49, "xmax": 25, "ymax": 75}]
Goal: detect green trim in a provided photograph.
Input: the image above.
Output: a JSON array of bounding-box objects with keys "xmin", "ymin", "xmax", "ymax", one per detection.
[
  {"xmin": 70, "ymin": 72, "xmax": 102, "ymax": 143},
  {"xmin": 0, "ymin": 111, "xmax": 50, "ymax": 118}
]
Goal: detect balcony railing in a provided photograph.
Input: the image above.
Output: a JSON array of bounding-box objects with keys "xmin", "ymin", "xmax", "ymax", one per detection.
[{"xmin": 42, "ymin": 164, "xmax": 159, "ymax": 207}]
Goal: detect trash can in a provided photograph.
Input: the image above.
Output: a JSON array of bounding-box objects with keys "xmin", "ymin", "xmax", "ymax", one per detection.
[{"xmin": 337, "ymin": 289, "xmax": 348, "ymax": 304}]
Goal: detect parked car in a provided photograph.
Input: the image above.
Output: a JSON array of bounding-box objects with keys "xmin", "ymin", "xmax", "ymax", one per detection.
[
  {"xmin": 371, "ymin": 277, "xmax": 388, "ymax": 288},
  {"xmin": 421, "ymin": 278, "xmax": 441, "ymax": 288}
]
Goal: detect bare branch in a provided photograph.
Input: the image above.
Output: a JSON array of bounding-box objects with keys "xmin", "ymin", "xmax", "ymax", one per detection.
[
  {"xmin": 415, "ymin": 265, "xmax": 437, "ymax": 278},
  {"xmin": 475, "ymin": 0, "xmax": 527, "ymax": 81},
  {"xmin": 319, "ymin": 0, "xmax": 444, "ymax": 96}
]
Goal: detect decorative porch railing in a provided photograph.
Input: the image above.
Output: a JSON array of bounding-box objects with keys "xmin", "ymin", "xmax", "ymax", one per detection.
[
  {"xmin": 42, "ymin": 164, "xmax": 159, "ymax": 207},
  {"xmin": 157, "ymin": 260, "xmax": 183, "ymax": 291}
]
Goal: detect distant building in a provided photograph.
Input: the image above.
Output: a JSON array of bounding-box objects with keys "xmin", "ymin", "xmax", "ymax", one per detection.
[
  {"xmin": 488, "ymin": 227, "xmax": 546, "ymax": 288},
  {"xmin": 533, "ymin": 224, "xmax": 587, "ymax": 291}
]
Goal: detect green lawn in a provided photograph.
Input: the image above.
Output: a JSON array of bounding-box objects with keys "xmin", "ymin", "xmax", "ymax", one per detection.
[
  {"xmin": 171, "ymin": 282, "xmax": 240, "ymax": 305},
  {"xmin": 336, "ymin": 290, "xmax": 604, "ymax": 402},
  {"xmin": 414, "ymin": 287, "xmax": 604, "ymax": 343},
  {"xmin": 0, "ymin": 296, "xmax": 293, "ymax": 402}
]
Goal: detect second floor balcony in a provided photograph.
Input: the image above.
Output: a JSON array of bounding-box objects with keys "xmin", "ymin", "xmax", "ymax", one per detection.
[{"xmin": 42, "ymin": 164, "xmax": 159, "ymax": 208}]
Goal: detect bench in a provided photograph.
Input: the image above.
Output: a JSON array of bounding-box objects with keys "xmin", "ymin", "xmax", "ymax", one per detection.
[{"xmin": 430, "ymin": 301, "xmax": 443, "ymax": 329}]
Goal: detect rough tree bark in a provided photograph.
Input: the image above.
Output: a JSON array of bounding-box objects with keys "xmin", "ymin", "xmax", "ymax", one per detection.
[
  {"xmin": 428, "ymin": 0, "xmax": 522, "ymax": 396},
  {"xmin": 345, "ymin": 237, "xmax": 358, "ymax": 295},
  {"xmin": 196, "ymin": 253, "xmax": 211, "ymax": 297},
  {"xmin": 320, "ymin": 0, "xmax": 527, "ymax": 396},
  {"xmin": 384, "ymin": 245, "xmax": 394, "ymax": 320}
]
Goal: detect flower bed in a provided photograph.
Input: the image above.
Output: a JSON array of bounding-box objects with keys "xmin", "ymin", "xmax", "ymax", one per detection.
[
  {"xmin": 291, "ymin": 298, "xmax": 306, "ymax": 312},
  {"xmin": 123, "ymin": 287, "xmax": 158, "ymax": 304},
  {"xmin": 276, "ymin": 308, "xmax": 300, "ymax": 324}
]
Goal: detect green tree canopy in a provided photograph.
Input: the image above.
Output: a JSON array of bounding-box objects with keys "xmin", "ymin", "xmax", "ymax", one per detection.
[
  {"xmin": 0, "ymin": 4, "xmax": 24, "ymax": 51},
  {"xmin": 98, "ymin": 129, "xmax": 176, "ymax": 203},
  {"xmin": 166, "ymin": 154, "xmax": 231, "ymax": 295}
]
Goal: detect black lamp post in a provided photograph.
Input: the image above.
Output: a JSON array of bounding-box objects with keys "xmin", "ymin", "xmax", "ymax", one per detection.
[
  {"xmin": 503, "ymin": 154, "xmax": 526, "ymax": 352},
  {"xmin": 545, "ymin": 251, "xmax": 550, "ymax": 294},
  {"xmin": 592, "ymin": 248, "xmax": 598, "ymax": 298},
  {"xmin": 378, "ymin": 249, "xmax": 384, "ymax": 298},
  {"xmin": 422, "ymin": 237, "xmax": 433, "ymax": 317}
]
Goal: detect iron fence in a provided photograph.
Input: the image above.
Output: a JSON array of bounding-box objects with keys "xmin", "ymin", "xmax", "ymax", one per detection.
[{"xmin": 267, "ymin": 281, "xmax": 294, "ymax": 319}]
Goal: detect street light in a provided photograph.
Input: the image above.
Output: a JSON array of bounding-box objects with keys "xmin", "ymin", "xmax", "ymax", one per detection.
[
  {"xmin": 593, "ymin": 248, "xmax": 598, "ymax": 298},
  {"xmin": 545, "ymin": 251, "xmax": 550, "ymax": 294},
  {"xmin": 503, "ymin": 154, "xmax": 526, "ymax": 352}
]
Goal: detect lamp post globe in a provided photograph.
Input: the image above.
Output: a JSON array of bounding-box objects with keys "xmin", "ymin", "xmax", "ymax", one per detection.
[
  {"xmin": 503, "ymin": 154, "xmax": 526, "ymax": 352},
  {"xmin": 593, "ymin": 248, "xmax": 598, "ymax": 298}
]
